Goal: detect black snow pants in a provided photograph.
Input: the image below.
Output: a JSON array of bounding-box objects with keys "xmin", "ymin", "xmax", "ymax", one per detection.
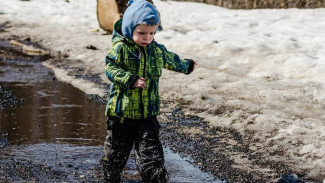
[{"xmin": 101, "ymin": 116, "xmax": 168, "ymax": 183}]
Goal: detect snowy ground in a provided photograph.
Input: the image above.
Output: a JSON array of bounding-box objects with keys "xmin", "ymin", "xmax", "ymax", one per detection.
[{"xmin": 0, "ymin": 0, "xmax": 324, "ymax": 181}]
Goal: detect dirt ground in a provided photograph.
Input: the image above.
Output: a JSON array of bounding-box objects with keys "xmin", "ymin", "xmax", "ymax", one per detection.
[
  {"xmin": 0, "ymin": 37, "xmax": 320, "ymax": 183},
  {"xmin": 0, "ymin": 4, "xmax": 324, "ymax": 182}
]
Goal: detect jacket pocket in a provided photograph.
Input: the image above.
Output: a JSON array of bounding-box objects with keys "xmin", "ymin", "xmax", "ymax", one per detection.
[
  {"xmin": 148, "ymin": 57, "xmax": 163, "ymax": 77},
  {"xmin": 149, "ymin": 65, "xmax": 162, "ymax": 77}
]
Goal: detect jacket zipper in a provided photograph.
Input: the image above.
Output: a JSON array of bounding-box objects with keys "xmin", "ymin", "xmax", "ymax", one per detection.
[{"xmin": 140, "ymin": 47, "xmax": 146, "ymax": 119}]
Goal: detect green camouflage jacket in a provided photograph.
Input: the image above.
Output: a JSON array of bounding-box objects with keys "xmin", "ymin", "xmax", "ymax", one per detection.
[{"xmin": 105, "ymin": 19, "xmax": 194, "ymax": 119}]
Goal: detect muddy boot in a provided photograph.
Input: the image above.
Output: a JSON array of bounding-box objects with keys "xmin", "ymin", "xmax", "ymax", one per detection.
[
  {"xmin": 101, "ymin": 117, "xmax": 135, "ymax": 182},
  {"xmin": 135, "ymin": 117, "xmax": 169, "ymax": 183},
  {"xmin": 141, "ymin": 165, "xmax": 169, "ymax": 183},
  {"xmin": 100, "ymin": 158, "xmax": 121, "ymax": 183},
  {"xmin": 151, "ymin": 166, "xmax": 169, "ymax": 183}
]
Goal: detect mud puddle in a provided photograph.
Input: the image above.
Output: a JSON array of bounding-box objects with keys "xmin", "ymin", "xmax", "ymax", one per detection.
[{"xmin": 0, "ymin": 38, "xmax": 220, "ymax": 182}]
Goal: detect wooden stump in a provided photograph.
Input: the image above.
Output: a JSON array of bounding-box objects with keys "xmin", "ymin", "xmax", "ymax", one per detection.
[
  {"xmin": 97, "ymin": 0, "xmax": 120, "ymax": 33},
  {"xmin": 97, "ymin": 0, "xmax": 155, "ymax": 33}
]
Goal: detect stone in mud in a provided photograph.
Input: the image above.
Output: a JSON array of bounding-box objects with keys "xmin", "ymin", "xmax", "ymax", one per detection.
[
  {"xmin": 86, "ymin": 45, "xmax": 98, "ymax": 50},
  {"xmin": 277, "ymin": 174, "xmax": 305, "ymax": 183},
  {"xmin": 0, "ymin": 131, "xmax": 8, "ymax": 148}
]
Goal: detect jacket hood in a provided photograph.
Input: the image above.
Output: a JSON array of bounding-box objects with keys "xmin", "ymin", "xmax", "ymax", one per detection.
[
  {"xmin": 112, "ymin": 19, "xmax": 156, "ymax": 48},
  {"xmin": 121, "ymin": 0, "xmax": 160, "ymax": 39},
  {"xmin": 112, "ymin": 19, "xmax": 133, "ymax": 46}
]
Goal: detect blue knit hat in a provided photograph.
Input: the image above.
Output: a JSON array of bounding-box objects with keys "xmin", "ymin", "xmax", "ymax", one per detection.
[{"xmin": 122, "ymin": 0, "xmax": 160, "ymax": 39}]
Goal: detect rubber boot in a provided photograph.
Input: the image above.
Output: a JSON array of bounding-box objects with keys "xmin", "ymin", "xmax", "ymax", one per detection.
[
  {"xmin": 100, "ymin": 157, "xmax": 121, "ymax": 183},
  {"xmin": 141, "ymin": 166, "xmax": 169, "ymax": 183}
]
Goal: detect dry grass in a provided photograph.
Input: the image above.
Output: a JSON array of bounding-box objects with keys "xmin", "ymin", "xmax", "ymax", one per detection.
[{"xmin": 172, "ymin": 0, "xmax": 325, "ymax": 9}]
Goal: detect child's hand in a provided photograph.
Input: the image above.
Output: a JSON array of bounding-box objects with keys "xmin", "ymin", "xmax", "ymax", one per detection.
[
  {"xmin": 193, "ymin": 61, "xmax": 198, "ymax": 70},
  {"xmin": 134, "ymin": 77, "xmax": 147, "ymax": 88},
  {"xmin": 185, "ymin": 59, "xmax": 198, "ymax": 74}
]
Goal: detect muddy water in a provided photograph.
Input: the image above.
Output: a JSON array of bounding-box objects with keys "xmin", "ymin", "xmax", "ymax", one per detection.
[
  {"xmin": 0, "ymin": 39, "xmax": 221, "ymax": 182},
  {"xmin": 0, "ymin": 81, "xmax": 107, "ymax": 146},
  {"xmin": 0, "ymin": 39, "xmax": 107, "ymax": 146}
]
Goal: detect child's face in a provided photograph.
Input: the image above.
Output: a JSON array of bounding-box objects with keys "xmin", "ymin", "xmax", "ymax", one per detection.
[{"xmin": 132, "ymin": 24, "xmax": 157, "ymax": 47}]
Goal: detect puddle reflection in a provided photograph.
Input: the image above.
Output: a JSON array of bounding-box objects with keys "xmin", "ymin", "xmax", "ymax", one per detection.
[{"xmin": 0, "ymin": 81, "xmax": 106, "ymax": 146}]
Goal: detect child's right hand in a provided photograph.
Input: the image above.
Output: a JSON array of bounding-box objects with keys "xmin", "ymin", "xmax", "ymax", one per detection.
[{"xmin": 134, "ymin": 77, "xmax": 146, "ymax": 88}]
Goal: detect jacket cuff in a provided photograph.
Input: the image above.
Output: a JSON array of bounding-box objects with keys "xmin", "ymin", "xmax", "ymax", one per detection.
[
  {"xmin": 127, "ymin": 74, "xmax": 140, "ymax": 89},
  {"xmin": 185, "ymin": 59, "xmax": 195, "ymax": 75}
]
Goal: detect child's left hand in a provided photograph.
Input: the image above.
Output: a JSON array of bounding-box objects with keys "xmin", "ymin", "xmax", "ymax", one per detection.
[{"xmin": 193, "ymin": 61, "xmax": 198, "ymax": 70}]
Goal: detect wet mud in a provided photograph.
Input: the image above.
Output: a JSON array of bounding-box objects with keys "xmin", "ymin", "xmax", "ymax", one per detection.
[
  {"xmin": 0, "ymin": 85, "xmax": 23, "ymax": 109},
  {"xmin": 37, "ymin": 37, "xmax": 314, "ymax": 182},
  {"xmin": 0, "ymin": 144, "xmax": 133, "ymax": 182},
  {"xmin": 0, "ymin": 36, "xmax": 315, "ymax": 183},
  {"xmin": 0, "ymin": 143, "xmax": 219, "ymax": 183},
  {"xmin": 159, "ymin": 107, "xmax": 308, "ymax": 182},
  {"xmin": 0, "ymin": 38, "xmax": 112, "ymax": 182},
  {"xmin": 0, "ymin": 38, "xmax": 220, "ymax": 182},
  {"xmin": 0, "ymin": 38, "xmax": 107, "ymax": 146},
  {"xmin": 0, "ymin": 39, "xmax": 27, "ymax": 110}
]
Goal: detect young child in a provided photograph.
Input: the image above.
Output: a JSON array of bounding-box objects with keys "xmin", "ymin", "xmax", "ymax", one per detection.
[{"xmin": 101, "ymin": 0, "xmax": 197, "ymax": 182}]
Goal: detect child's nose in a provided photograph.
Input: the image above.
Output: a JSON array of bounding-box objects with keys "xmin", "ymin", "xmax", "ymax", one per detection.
[{"xmin": 144, "ymin": 34, "xmax": 150, "ymax": 40}]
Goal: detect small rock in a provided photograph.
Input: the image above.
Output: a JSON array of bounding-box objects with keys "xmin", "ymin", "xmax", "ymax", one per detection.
[
  {"xmin": 63, "ymin": 53, "xmax": 69, "ymax": 58},
  {"xmin": 277, "ymin": 174, "xmax": 304, "ymax": 183},
  {"xmin": 86, "ymin": 45, "xmax": 98, "ymax": 50},
  {"xmin": 0, "ymin": 131, "xmax": 8, "ymax": 147}
]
